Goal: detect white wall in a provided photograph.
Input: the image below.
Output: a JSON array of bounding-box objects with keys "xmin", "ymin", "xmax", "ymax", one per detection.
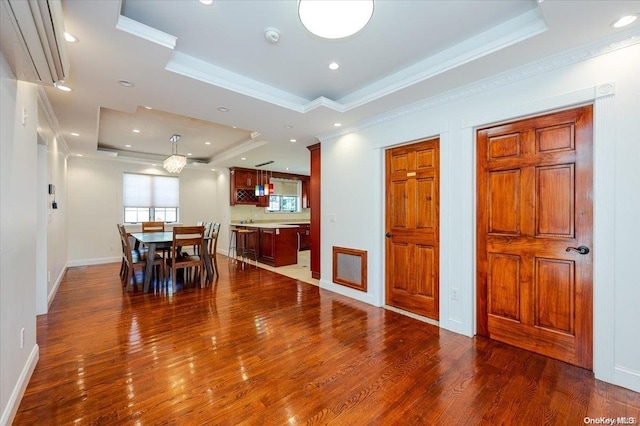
[
  {"xmin": 319, "ymin": 40, "xmax": 640, "ymax": 392},
  {"xmin": 36, "ymin": 98, "xmax": 69, "ymax": 310},
  {"xmin": 0, "ymin": 53, "xmax": 39, "ymax": 426},
  {"xmin": 66, "ymin": 157, "xmax": 227, "ymax": 265}
]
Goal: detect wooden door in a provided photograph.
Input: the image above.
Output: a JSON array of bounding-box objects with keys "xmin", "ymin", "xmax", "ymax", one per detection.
[
  {"xmin": 477, "ymin": 106, "xmax": 593, "ymax": 369},
  {"xmin": 385, "ymin": 138, "xmax": 439, "ymax": 320}
]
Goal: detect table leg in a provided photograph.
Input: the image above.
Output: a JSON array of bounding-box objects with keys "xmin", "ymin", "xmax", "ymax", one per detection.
[{"xmin": 143, "ymin": 243, "xmax": 156, "ymax": 293}]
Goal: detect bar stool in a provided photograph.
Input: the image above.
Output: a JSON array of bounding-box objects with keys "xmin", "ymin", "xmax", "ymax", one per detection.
[
  {"xmin": 228, "ymin": 228, "xmax": 239, "ymax": 262},
  {"xmin": 229, "ymin": 228, "xmax": 258, "ymax": 268}
]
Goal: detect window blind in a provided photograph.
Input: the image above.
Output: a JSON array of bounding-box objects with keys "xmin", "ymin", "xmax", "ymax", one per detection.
[
  {"xmin": 271, "ymin": 179, "xmax": 299, "ymax": 196},
  {"xmin": 123, "ymin": 173, "xmax": 179, "ymax": 208}
]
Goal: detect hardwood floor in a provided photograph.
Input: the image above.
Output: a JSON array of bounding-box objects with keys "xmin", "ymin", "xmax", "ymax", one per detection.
[{"xmin": 14, "ymin": 259, "xmax": 640, "ymax": 425}]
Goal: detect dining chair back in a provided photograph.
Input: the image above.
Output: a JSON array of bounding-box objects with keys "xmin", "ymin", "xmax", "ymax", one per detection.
[
  {"xmin": 118, "ymin": 223, "xmax": 164, "ymax": 291},
  {"xmin": 208, "ymin": 223, "xmax": 221, "ymax": 277},
  {"xmin": 166, "ymin": 225, "xmax": 206, "ymax": 292},
  {"xmin": 142, "ymin": 221, "xmax": 164, "ymax": 232}
]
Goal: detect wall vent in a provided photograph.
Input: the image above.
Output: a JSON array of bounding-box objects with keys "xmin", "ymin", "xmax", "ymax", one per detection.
[{"xmin": 332, "ymin": 246, "xmax": 367, "ymax": 292}]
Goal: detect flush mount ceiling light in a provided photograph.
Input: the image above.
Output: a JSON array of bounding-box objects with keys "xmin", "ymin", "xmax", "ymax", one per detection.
[
  {"xmin": 163, "ymin": 134, "xmax": 187, "ymax": 173},
  {"xmin": 298, "ymin": 0, "xmax": 374, "ymax": 39}
]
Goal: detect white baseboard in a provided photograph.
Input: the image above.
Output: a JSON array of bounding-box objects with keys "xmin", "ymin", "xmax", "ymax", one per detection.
[
  {"xmin": 613, "ymin": 365, "xmax": 640, "ymax": 393},
  {"xmin": 0, "ymin": 344, "xmax": 39, "ymax": 426},
  {"xmin": 67, "ymin": 256, "xmax": 120, "ymax": 267},
  {"xmin": 47, "ymin": 263, "xmax": 67, "ymax": 309},
  {"xmin": 319, "ymin": 278, "xmax": 377, "ymax": 306}
]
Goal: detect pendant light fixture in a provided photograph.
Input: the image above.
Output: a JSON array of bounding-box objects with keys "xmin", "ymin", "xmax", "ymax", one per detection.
[
  {"xmin": 163, "ymin": 134, "xmax": 187, "ymax": 173},
  {"xmin": 298, "ymin": 0, "xmax": 374, "ymax": 39}
]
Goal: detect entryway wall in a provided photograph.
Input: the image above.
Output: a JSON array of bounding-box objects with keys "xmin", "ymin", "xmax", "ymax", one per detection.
[{"xmin": 318, "ymin": 37, "xmax": 640, "ymax": 393}]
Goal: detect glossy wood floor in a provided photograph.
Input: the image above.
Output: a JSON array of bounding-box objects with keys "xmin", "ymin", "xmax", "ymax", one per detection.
[{"xmin": 14, "ymin": 259, "xmax": 640, "ymax": 425}]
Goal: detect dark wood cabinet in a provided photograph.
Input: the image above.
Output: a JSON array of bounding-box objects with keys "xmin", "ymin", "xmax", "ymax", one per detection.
[
  {"xmin": 234, "ymin": 169, "xmax": 255, "ymax": 189},
  {"xmin": 230, "ymin": 168, "xmax": 258, "ymax": 205},
  {"xmin": 229, "ymin": 167, "xmax": 309, "ymax": 207},
  {"xmin": 298, "ymin": 224, "xmax": 310, "ymax": 251},
  {"xmin": 301, "ymin": 177, "xmax": 311, "ymax": 209},
  {"xmin": 258, "ymin": 227, "xmax": 298, "ymax": 267}
]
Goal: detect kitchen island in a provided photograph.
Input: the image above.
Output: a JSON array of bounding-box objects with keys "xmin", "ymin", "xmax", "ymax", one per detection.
[{"xmin": 230, "ymin": 222, "xmax": 309, "ymax": 267}]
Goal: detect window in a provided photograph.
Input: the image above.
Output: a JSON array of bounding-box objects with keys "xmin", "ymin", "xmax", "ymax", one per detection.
[
  {"xmin": 266, "ymin": 195, "xmax": 298, "ymax": 212},
  {"xmin": 265, "ymin": 179, "xmax": 301, "ymax": 212},
  {"xmin": 123, "ymin": 173, "xmax": 179, "ymax": 223}
]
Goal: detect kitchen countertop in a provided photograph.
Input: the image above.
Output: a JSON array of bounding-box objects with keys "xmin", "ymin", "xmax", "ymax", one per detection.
[{"xmin": 230, "ymin": 221, "xmax": 310, "ymax": 229}]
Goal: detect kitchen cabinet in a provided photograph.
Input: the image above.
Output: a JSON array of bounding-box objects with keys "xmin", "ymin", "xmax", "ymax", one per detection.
[
  {"xmin": 301, "ymin": 177, "xmax": 311, "ymax": 209},
  {"xmin": 229, "ymin": 167, "xmax": 310, "ymax": 207},
  {"xmin": 258, "ymin": 227, "xmax": 298, "ymax": 267},
  {"xmin": 234, "ymin": 169, "xmax": 255, "ymax": 189},
  {"xmin": 298, "ymin": 224, "xmax": 310, "ymax": 251},
  {"xmin": 230, "ymin": 167, "xmax": 259, "ymax": 205}
]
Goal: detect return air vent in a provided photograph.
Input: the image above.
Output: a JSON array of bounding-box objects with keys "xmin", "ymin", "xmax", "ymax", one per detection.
[{"xmin": 332, "ymin": 246, "xmax": 367, "ymax": 292}]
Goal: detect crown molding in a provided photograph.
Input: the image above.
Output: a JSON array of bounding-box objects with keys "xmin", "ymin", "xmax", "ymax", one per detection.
[
  {"xmin": 318, "ymin": 27, "xmax": 640, "ymax": 142},
  {"xmin": 116, "ymin": 15, "xmax": 176, "ymax": 49},
  {"xmin": 125, "ymin": 8, "xmax": 545, "ymax": 114}
]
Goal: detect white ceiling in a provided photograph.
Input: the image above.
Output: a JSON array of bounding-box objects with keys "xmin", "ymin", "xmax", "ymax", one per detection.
[{"xmin": 34, "ymin": 0, "xmax": 640, "ymax": 174}]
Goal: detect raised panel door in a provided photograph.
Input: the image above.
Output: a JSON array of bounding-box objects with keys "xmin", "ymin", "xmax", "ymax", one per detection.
[{"xmin": 477, "ymin": 106, "xmax": 593, "ymax": 369}]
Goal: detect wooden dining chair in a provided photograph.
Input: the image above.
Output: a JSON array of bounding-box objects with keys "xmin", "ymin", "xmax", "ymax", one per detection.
[
  {"xmin": 141, "ymin": 221, "xmax": 164, "ymax": 232},
  {"xmin": 207, "ymin": 223, "xmax": 221, "ymax": 277},
  {"xmin": 118, "ymin": 224, "xmax": 165, "ymax": 291},
  {"xmin": 142, "ymin": 220, "xmax": 170, "ymax": 258},
  {"xmin": 166, "ymin": 225, "xmax": 205, "ymax": 292}
]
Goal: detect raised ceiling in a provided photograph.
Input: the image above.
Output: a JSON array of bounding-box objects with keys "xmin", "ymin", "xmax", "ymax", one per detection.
[{"xmin": 33, "ymin": 0, "xmax": 640, "ymax": 174}]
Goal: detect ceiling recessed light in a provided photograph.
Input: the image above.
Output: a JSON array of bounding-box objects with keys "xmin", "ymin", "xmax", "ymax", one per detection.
[
  {"xmin": 125, "ymin": 144, "xmax": 132, "ymax": 148},
  {"xmin": 199, "ymin": 0, "xmax": 213, "ymax": 5},
  {"xmin": 54, "ymin": 83, "xmax": 72, "ymax": 92},
  {"xmin": 211, "ymin": 168, "xmax": 216, "ymax": 171},
  {"xmin": 118, "ymin": 80, "xmax": 134, "ymax": 87},
  {"xmin": 329, "ymin": 62, "xmax": 340, "ymax": 70},
  {"xmin": 64, "ymin": 32, "xmax": 78, "ymax": 43},
  {"xmin": 241, "ymin": 157, "xmax": 246, "ymax": 160},
  {"xmin": 70, "ymin": 132, "xmax": 80, "ymax": 136},
  {"xmin": 132, "ymin": 129, "xmax": 140, "ymax": 133},
  {"xmin": 144, "ymin": 106, "xmax": 152, "ymax": 110},
  {"xmin": 334, "ymin": 122, "xmax": 342, "ymax": 127},
  {"xmin": 76, "ymin": 154, "xmax": 83, "ymax": 157},
  {"xmin": 285, "ymin": 167, "xmax": 290, "ymax": 171},
  {"xmin": 612, "ymin": 15, "xmax": 638, "ymax": 28},
  {"xmin": 205, "ymin": 141, "xmax": 211, "ymax": 145},
  {"xmin": 218, "ymin": 106, "xmax": 229, "ymax": 112},
  {"xmin": 285, "ymin": 124, "xmax": 293, "ymax": 129},
  {"xmin": 290, "ymin": 139, "xmax": 297, "ymax": 143},
  {"xmin": 187, "ymin": 153, "xmax": 193, "ymax": 156}
]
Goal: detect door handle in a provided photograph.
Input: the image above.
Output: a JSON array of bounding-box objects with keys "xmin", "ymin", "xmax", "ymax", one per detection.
[
  {"xmin": 385, "ymin": 232, "xmax": 393, "ymax": 238},
  {"xmin": 566, "ymin": 245, "xmax": 590, "ymax": 255}
]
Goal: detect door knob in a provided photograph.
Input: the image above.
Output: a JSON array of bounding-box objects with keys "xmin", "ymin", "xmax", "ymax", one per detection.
[
  {"xmin": 566, "ymin": 245, "xmax": 590, "ymax": 255},
  {"xmin": 385, "ymin": 232, "xmax": 393, "ymax": 238}
]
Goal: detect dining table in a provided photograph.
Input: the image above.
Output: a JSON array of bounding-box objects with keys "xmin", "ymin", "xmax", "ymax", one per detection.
[{"xmin": 129, "ymin": 231, "xmax": 213, "ymax": 293}]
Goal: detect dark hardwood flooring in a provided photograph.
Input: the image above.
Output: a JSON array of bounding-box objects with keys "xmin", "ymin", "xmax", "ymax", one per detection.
[{"xmin": 13, "ymin": 259, "xmax": 640, "ymax": 425}]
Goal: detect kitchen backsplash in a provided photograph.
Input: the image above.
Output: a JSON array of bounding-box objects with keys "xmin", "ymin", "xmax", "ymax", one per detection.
[{"xmin": 230, "ymin": 205, "xmax": 310, "ymax": 222}]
